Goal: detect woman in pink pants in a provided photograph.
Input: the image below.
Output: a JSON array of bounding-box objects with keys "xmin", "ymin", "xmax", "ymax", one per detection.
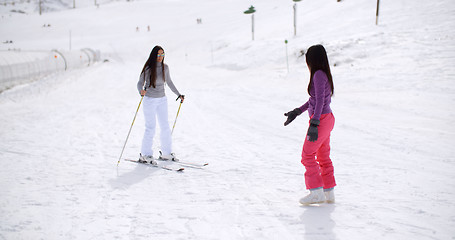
[{"xmin": 284, "ymin": 44, "xmax": 336, "ymax": 205}]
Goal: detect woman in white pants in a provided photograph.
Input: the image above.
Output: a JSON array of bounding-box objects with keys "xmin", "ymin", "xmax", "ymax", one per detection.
[{"xmin": 137, "ymin": 45, "xmax": 184, "ymax": 165}]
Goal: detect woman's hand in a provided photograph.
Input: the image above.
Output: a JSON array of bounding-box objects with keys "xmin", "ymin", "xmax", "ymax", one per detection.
[
  {"xmin": 284, "ymin": 108, "xmax": 303, "ymax": 126},
  {"xmin": 140, "ymin": 90, "xmax": 147, "ymax": 96},
  {"xmin": 176, "ymin": 95, "xmax": 185, "ymax": 103},
  {"xmin": 306, "ymin": 119, "xmax": 320, "ymax": 142}
]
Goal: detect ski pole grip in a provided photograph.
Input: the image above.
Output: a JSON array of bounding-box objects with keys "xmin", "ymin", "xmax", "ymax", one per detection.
[
  {"xmin": 140, "ymin": 87, "xmax": 147, "ymax": 97},
  {"xmin": 176, "ymin": 95, "xmax": 185, "ymax": 103}
]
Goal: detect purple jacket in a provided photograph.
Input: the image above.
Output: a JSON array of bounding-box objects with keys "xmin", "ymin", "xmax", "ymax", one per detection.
[{"xmin": 299, "ymin": 70, "xmax": 332, "ymax": 120}]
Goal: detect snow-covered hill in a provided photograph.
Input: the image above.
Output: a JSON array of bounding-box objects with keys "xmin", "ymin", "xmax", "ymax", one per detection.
[{"xmin": 0, "ymin": 0, "xmax": 454, "ymax": 239}]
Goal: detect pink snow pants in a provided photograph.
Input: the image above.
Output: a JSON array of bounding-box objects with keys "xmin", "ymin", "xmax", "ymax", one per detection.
[{"xmin": 301, "ymin": 113, "xmax": 336, "ymax": 190}]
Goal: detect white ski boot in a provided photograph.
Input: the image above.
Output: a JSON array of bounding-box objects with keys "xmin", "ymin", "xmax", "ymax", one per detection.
[
  {"xmin": 139, "ymin": 154, "xmax": 157, "ymax": 166},
  {"xmin": 299, "ymin": 188, "xmax": 325, "ymax": 205},
  {"xmin": 324, "ymin": 188, "xmax": 335, "ymax": 203},
  {"xmin": 159, "ymin": 152, "xmax": 179, "ymax": 162}
]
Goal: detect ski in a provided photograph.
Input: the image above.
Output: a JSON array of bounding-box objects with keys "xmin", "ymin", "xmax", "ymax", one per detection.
[
  {"xmin": 175, "ymin": 162, "xmax": 204, "ymax": 169},
  {"xmin": 124, "ymin": 159, "xmax": 184, "ymax": 172},
  {"xmin": 157, "ymin": 151, "xmax": 208, "ymax": 168},
  {"xmin": 177, "ymin": 161, "xmax": 208, "ymax": 168},
  {"xmin": 157, "ymin": 158, "xmax": 208, "ymax": 168}
]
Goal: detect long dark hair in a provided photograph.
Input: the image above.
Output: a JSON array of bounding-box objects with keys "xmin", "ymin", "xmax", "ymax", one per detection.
[
  {"xmin": 141, "ymin": 45, "xmax": 165, "ymax": 88},
  {"xmin": 305, "ymin": 44, "xmax": 334, "ymax": 96}
]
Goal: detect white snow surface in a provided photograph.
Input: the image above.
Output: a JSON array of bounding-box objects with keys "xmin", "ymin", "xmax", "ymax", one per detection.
[{"xmin": 1, "ymin": 0, "xmax": 455, "ymax": 239}]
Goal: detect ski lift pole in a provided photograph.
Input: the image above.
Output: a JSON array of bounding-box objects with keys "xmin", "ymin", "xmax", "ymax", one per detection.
[
  {"xmin": 293, "ymin": 0, "xmax": 302, "ymax": 36},
  {"xmin": 117, "ymin": 89, "xmax": 146, "ymax": 166},
  {"xmin": 172, "ymin": 97, "xmax": 184, "ymax": 135},
  {"xmin": 376, "ymin": 0, "xmax": 380, "ymax": 25}
]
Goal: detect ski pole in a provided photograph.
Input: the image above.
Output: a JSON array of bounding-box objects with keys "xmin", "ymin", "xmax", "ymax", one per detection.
[
  {"xmin": 117, "ymin": 91, "xmax": 145, "ymax": 166},
  {"xmin": 171, "ymin": 96, "xmax": 184, "ymax": 135}
]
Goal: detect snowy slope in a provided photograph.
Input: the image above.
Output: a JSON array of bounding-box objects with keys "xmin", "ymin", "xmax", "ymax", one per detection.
[{"xmin": 0, "ymin": 0, "xmax": 454, "ymax": 239}]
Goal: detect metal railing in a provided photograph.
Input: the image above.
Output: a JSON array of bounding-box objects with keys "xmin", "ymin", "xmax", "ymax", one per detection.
[{"xmin": 0, "ymin": 48, "xmax": 100, "ymax": 92}]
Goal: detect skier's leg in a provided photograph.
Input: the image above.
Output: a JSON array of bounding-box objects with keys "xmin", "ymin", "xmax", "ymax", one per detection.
[
  {"xmin": 156, "ymin": 97, "xmax": 172, "ymax": 155},
  {"xmin": 318, "ymin": 113, "xmax": 336, "ymax": 189},
  {"xmin": 302, "ymin": 140, "xmax": 323, "ymax": 189},
  {"xmin": 317, "ymin": 136, "xmax": 336, "ymax": 189},
  {"xmin": 141, "ymin": 97, "xmax": 157, "ymax": 157},
  {"xmin": 301, "ymin": 113, "xmax": 335, "ymax": 190}
]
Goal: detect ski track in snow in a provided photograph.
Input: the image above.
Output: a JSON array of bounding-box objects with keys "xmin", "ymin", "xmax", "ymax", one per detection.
[{"xmin": 1, "ymin": 0, "xmax": 455, "ymax": 239}]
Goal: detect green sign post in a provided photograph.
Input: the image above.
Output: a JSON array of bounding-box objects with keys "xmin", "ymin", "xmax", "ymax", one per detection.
[
  {"xmin": 285, "ymin": 40, "xmax": 289, "ymax": 72},
  {"xmin": 244, "ymin": 5, "xmax": 256, "ymax": 40}
]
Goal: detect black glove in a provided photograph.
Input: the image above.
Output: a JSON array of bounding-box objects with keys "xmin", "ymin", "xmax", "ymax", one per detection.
[
  {"xmin": 284, "ymin": 108, "xmax": 303, "ymax": 126},
  {"xmin": 176, "ymin": 95, "xmax": 185, "ymax": 102},
  {"xmin": 306, "ymin": 119, "xmax": 320, "ymax": 142}
]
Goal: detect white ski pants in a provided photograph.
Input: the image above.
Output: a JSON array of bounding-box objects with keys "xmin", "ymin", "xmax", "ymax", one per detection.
[{"xmin": 141, "ymin": 96, "xmax": 172, "ymax": 157}]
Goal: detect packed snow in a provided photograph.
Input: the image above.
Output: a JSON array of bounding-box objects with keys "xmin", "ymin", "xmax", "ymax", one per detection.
[{"xmin": 0, "ymin": 0, "xmax": 454, "ymax": 239}]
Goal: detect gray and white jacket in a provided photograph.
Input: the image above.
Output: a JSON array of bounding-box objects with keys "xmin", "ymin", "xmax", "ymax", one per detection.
[{"xmin": 137, "ymin": 62, "xmax": 180, "ymax": 98}]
